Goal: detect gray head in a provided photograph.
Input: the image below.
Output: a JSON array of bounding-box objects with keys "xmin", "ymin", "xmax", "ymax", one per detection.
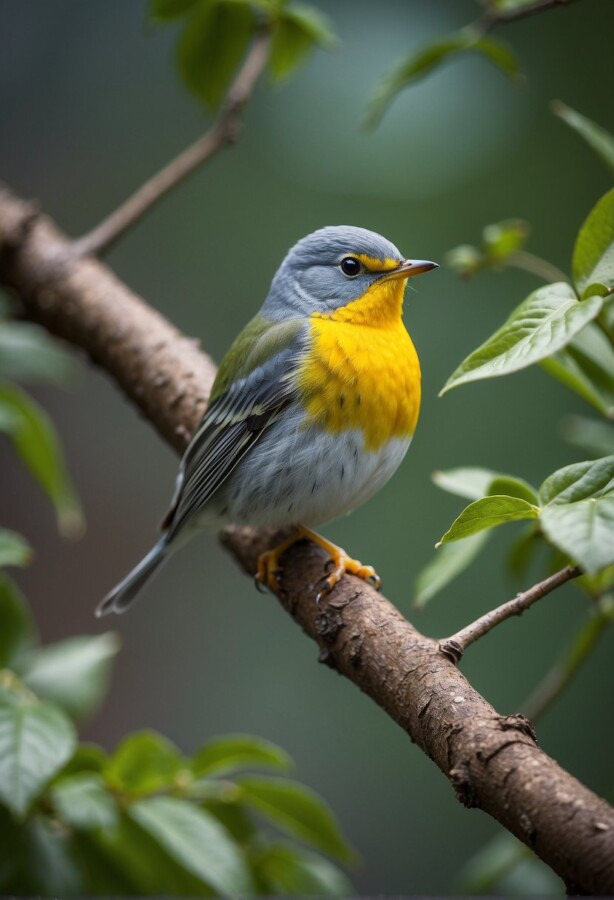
[{"xmin": 261, "ymin": 225, "xmax": 437, "ymax": 321}]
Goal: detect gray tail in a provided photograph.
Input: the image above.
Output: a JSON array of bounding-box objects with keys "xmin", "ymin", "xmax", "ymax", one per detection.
[{"xmin": 96, "ymin": 536, "xmax": 169, "ymax": 617}]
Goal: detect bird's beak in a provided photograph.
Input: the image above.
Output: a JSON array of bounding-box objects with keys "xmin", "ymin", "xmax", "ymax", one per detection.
[{"xmin": 381, "ymin": 258, "xmax": 439, "ymax": 281}]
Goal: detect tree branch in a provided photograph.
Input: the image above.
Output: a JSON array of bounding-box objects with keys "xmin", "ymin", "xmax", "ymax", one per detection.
[
  {"xmin": 439, "ymin": 565, "xmax": 582, "ymax": 663},
  {"xmin": 70, "ymin": 27, "xmax": 271, "ymax": 259},
  {"xmin": 479, "ymin": 0, "xmax": 581, "ymax": 33},
  {"xmin": 1, "ymin": 185, "xmax": 613, "ymax": 895}
]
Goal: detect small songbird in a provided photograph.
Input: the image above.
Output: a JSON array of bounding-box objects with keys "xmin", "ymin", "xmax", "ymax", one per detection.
[{"xmin": 97, "ymin": 226, "xmax": 437, "ymax": 616}]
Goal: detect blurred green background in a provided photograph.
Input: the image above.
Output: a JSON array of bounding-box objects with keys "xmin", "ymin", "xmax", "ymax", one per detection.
[{"xmin": 1, "ymin": 0, "xmax": 613, "ymax": 893}]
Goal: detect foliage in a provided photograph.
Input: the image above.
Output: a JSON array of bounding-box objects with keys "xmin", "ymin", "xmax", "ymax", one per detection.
[
  {"xmin": 0, "ymin": 260, "xmax": 352, "ymax": 896},
  {"xmin": 2, "ymin": 1, "xmax": 614, "ymax": 895},
  {"xmin": 364, "ymin": 0, "xmax": 589, "ymax": 128},
  {"xmin": 365, "ymin": 24, "xmax": 521, "ymax": 129},
  {"xmin": 0, "ymin": 579, "xmax": 354, "ymax": 895},
  {"xmin": 414, "ymin": 118, "xmax": 614, "ymax": 610},
  {"xmin": 149, "ymin": 0, "xmax": 337, "ymax": 108},
  {"xmin": 0, "ymin": 308, "xmax": 83, "ymax": 540},
  {"xmin": 552, "ymin": 101, "xmax": 614, "ymax": 178}
]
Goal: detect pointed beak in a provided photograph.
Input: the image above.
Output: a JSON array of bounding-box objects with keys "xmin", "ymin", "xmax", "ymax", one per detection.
[{"xmin": 381, "ymin": 258, "xmax": 439, "ymax": 281}]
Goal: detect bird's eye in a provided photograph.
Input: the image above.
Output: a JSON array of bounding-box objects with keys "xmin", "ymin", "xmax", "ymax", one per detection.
[{"xmin": 340, "ymin": 256, "xmax": 361, "ymax": 277}]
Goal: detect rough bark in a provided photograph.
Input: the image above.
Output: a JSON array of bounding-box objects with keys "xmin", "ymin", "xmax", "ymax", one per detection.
[{"xmin": 1, "ymin": 184, "xmax": 612, "ymax": 894}]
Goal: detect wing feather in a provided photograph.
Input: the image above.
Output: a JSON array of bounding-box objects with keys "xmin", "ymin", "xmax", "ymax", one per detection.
[{"xmin": 162, "ymin": 326, "xmax": 303, "ymax": 538}]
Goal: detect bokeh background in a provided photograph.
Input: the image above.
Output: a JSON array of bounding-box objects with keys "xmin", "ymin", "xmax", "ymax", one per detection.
[{"xmin": 2, "ymin": 0, "xmax": 613, "ymax": 893}]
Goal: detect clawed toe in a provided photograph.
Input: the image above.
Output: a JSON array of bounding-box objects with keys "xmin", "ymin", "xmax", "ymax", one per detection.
[{"xmin": 255, "ymin": 525, "xmax": 382, "ymax": 603}]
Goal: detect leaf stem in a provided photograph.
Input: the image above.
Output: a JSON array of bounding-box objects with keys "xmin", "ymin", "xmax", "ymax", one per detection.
[
  {"xmin": 71, "ymin": 26, "xmax": 271, "ymax": 259},
  {"xmin": 439, "ymin": 565, "xmax": 581, "ymax": 663},
  {"xmin": 521, "ymin": 597, "xmax": 612, "ymax": 721},
  {"xmin": 506, "ymin": 250, "xmax": 569, "ymax": 285}
]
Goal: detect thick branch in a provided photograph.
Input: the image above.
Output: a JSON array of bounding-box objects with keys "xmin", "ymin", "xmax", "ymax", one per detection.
[
  {"xmin": 0, "ymin": 185, "xmax": 215, "ymax": 451},
  {"xmin": 1, "ymin": 185, "xmax": 613, "ymax": 895},
  {"xmin": 71, "ymin": 27, "xmax": 271, "ymax": 259}
]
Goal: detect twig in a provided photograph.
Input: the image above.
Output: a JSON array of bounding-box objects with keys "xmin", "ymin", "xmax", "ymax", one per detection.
[
  {"xmin": 0, "ymin": 186, "xmax": 613, "ymax": 894},
  {"xmin": 439, "ymin": 565, "xmax": 581, "ymax": 663},
  {"xmin": 71, "ymin": 27, "xmax": 271, "ymax": 259},
  {"xmin": 506, "ymin": 250, "xmax": 569, "ymax": 285},
  {"xmin": 522, "ymin": 597, "xmax": 612, "ymax": 721},
  {"xmin": 480, "ymin": 0, "xmax": 581, "ymax": 33}
]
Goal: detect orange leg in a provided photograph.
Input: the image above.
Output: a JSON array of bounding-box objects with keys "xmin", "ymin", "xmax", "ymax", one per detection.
[
  {"xmin": 255, "ymin": 530, "xmax": 305, "ymax": 592},
  {"xmin": 255, "ymin": 525, "xmax": 382, "ymax": 602}
]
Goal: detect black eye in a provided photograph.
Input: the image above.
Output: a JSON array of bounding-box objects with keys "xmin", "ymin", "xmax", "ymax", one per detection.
[{"xmin": 340, "ymin": 256, "xmax": 361, "ymax": 277}]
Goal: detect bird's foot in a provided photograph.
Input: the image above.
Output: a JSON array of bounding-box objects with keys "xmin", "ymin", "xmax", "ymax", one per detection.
[
  {"xmin": 254, "ymin": 525, "xmax": 382, "ymax": 602},
  {"xmin": 255, "ymin": 530, "xmax": 304, "ymax": 593},
  {"xmin": 297, "ymin": 526, "xmax": 382, "ymax": 603}
]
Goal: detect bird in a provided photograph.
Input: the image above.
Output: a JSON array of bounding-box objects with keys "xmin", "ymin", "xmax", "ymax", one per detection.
[{"xmin": 96, "ymin": 226, "xmax": 437, "ymax": 616}]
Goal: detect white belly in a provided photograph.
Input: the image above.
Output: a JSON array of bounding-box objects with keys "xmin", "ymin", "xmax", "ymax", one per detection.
[{"xmin": 209, "ymin": 408, "xmax": 412, "ymax": 529}]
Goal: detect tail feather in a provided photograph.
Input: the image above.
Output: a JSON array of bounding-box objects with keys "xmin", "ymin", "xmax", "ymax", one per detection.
[{"xmin": 96, "ymin": 537, "xmax": 169, "ymax": 617}]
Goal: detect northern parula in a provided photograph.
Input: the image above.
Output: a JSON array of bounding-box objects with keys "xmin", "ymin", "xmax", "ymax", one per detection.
[{"xmin": 97, "ymin": 226, "xmax": 437, "ymax": 616}]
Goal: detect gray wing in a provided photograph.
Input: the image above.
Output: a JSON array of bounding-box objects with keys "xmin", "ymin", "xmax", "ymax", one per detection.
[{"xmin": 163, "ymin": 344, "xmax": 300, "ymax": 539}]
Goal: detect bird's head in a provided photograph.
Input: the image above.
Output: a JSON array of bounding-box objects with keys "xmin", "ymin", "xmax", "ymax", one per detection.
[{"xmin": 262, "ymin": 225, "xmax": 437, "ymax": 323}]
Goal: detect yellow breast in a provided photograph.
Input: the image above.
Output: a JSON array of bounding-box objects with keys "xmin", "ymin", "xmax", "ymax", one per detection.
[{"xmin": 297, "ymin": 279, "xmax": 421, "ymax": 452}]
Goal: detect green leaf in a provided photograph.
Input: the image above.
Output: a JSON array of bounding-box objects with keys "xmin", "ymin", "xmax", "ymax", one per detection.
[
  {"xmin": 269, "ymin": 4, "xmax": 336, "ymax": 82},
  {"xmin": 201, "ymin": 797, "xmax": 256, "ymax": 844},
  {"xmin": 365, "ymin": 28, "xmax": 521, "ymax": 129},
  {"xmin": 58, "ymin": 742, "xmax": 109, "ymax": 778},
  {"xmin": 421, "ymin": 471, "xmax": 537, "ymax": 602},
  {"xmin": 572, "ymin": 188, "xmax": 614, "ymax": 298},
  {"xmin": 482, "ymin": 219, "xmax": 529, "ymax": 263},
  {"xmin": 441, "ymin": 283, "xmax": 603, "ymax": 394},
  {"xmin": 432, "ymin": 466, "xmax": 504, "ymax": 501},
  {"xmin": 540, "ymin": 456, "xmax": 614, "ymax": 505},
  {"xmin": 541, "ymin": 318, "xmax": 614, "ymax": 416},
  {"xmin": 413, "ymin": 531, "xmax": 491, "ymax": 608},
  {"xmin": 51, "ymin": 773, "xmax": 118, "ymax": 831},
  {"xmin": 552, "ymin": 101, "xmax": 614, "ymax": 178},
  {"xmin": 471, "ymin": 34, "xmax": 522, "ymax": 79},
  {"xmin": 438, "ymin": 496, "xmax": 540, "ymax": 545},
  {"xmin": 541, "ymin": 355, "xmax": 604, "ymax": 413},
  {"xmin": 256, "ymin": 842, "xmax": 353, "ymax": 896},
  {"xmin": 0, "ymin": 680, "xmax": 76, "ymax": 816},
  {"xmin": 149, "ymin": 0, "xmax": 200, "ymax": 22},
  {"xmin": 0, "ymin": 322, "xmax": 74, "ymax": 385},
  {"xmin": 193, "ymin": 733, "xmax": 293, "ymax": 778},
  {"xmin": 561, "ymin": 415, "xmax": 614, "ymax": 457},
  {"xmin": 0, "ymin": 383, "xmax": 84, "ymax": 538},
  {"xmin": 19, "ymin": 633, "xmax": 120, "ymax": 721},
  {"xmin": 237, "ymin": 776, "xmax": 355, "ymax": 862},
  {"xmin": 130, "ymin": 795, "xmax": 255, "ymax": 895},
  {"xmin": 70, "ymin": 830, "xmax": 139, "ymax": 894},
  {"xmin": 0, "ymin": 575, "xmax": 36, "ymax": 668},
  {"xmin": 539, "ymin": 456, "xmax": 614, "ymax": 574},
  {"xmin": 487, "ymin": 476, "xmax": 538, "ymax": 505},
  {"xmin": 93, "ymin": 810, "xmax": 207, "ymax": 894},
  {"xmin": 0, "ymin": 529, "xmax": 32, "ymax": 569},
  {"xmin": 177, "ymin": 0, "xmax": 254, "ymax": 109},
  {"xmin": 105, "ymin": 730, "xmax": 185, "ymax": 794}
]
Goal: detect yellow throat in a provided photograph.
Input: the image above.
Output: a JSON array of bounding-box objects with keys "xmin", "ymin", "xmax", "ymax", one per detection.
[{"xmin": 298, "ymin": 277, "xmax": 421, "ymax": 451}]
